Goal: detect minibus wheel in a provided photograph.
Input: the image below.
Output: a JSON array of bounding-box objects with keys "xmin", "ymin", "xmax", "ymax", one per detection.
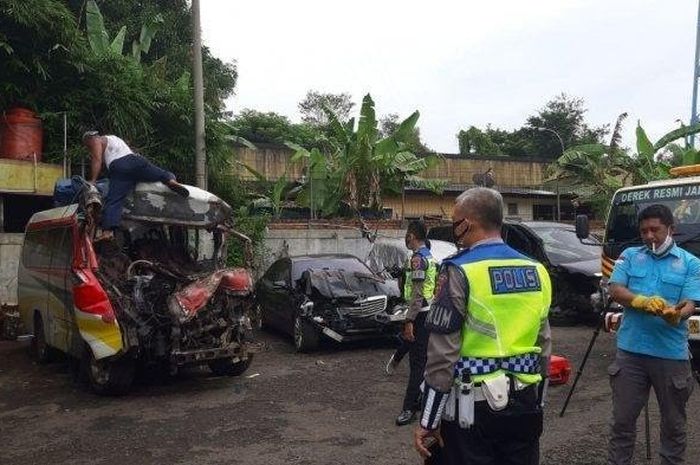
[
  {"xmin": 82, "ymin": 346, "xmax": 135, "ymax": 396},
  {"xmin": 31, "ymin": 313, "xmax": 53, "ymax": 364}
]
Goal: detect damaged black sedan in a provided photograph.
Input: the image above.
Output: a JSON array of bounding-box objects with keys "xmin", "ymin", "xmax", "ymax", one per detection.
[
  {"xmin": 255, "ymin": 254, "xmax": 404, "ymax": 352},
  {"xmin": 501, "ymin": 221, "xmax": 602, "ymax": 324}
]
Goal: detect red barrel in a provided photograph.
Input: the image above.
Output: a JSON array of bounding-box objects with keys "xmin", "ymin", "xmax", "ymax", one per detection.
[{"xmin": 1, "ymin": 107, "xmax": 43, "ymax": 162}]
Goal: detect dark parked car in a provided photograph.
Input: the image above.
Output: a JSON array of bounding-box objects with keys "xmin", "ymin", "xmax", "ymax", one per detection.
[
  {"xmin": 502, "ymin": 221, "xmax": 602, "ymax": 324},
  {"xmin": 255, "ymin": 254, "xmax": 404, "ymax": 351},
  {"xmin": 428, "ymin": 221, "xmax": 602, "ymax": 324}
]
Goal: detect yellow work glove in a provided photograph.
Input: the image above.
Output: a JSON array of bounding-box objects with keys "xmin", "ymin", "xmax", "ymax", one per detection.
[
  {"xmin": 630, "ymin": 295, "xmax": 666, "ymax": 315},
  {"xmin": 661, "ymin": 302, "xmax": 685, "ymax": 326},
  {"xmin": 660, "ymin": 306, "xmax": 682, "ymax": 326}
]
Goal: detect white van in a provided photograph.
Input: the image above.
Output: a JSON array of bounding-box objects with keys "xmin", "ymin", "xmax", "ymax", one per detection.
[{"xmin": 18, "ymin": 182, "xmax": 258, "ymax": 395}]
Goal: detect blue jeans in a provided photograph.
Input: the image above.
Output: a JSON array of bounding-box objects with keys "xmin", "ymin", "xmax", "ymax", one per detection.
[{"xmin": 102, "ymin": 154, "xmax": 175, "ymax": 229}]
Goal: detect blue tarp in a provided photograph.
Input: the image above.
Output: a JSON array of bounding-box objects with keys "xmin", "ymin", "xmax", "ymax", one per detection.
[{"xmin": 53, "ymin": 176, "xmax": 109, "ymax": 207}]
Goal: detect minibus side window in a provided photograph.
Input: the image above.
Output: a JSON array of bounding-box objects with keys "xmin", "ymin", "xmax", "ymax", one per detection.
[
  {"xmin": 47, "ymin": 227, "xmax": 73, "ymax": 270},
  {"xmin": 22, "ymin": 230, "xmax": 51, "ymax": 269}
]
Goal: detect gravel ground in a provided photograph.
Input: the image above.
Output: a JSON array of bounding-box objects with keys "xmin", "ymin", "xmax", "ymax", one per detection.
[{"xmin": 1, "ymin": 325, "xmax": 699, "ymax": 465}]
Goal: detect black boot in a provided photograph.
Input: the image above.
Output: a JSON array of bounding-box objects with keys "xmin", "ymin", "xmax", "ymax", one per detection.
[{"xmin": 395, "ymin": 409, "xmax": 416, "ymax": 426}]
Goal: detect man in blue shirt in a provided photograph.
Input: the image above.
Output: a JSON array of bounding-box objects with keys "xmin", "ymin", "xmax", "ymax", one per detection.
[{"xmin": 608, "ymin": 204, "xmax": 700, "ymax": 465}]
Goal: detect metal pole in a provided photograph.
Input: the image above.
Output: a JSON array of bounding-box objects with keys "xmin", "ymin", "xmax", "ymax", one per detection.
[
  {"xmin": 192, "ymin": 0, "xmax": 207, "ymax": 189},
  {"xmin": 309, "ymin": 162, "xmax": 314, "ymax": 220},
  {"xmin": 63, "ymin": 112, "xmax": 68, "ymax": 177},
  {"xmin": 401, "ymin": 184, "xmax": 406, "ymax": 220},
  {"xmin": 537, "ymin": 127, "xmax": 565, "ymax": 221},
  {"xmin": 559, "ymin": 318, "xmax": 602, "ymax": 417},
  {"xmin": 644, "ymin": 404, "xmax": 652, "ymax": 460},
  {"xmin": 556, "ymin": 179, "xmax": 561, "ymax": 221},
  {"xmin": 690, "ymin": 0, "xmax": 700, "ymax": 147}
]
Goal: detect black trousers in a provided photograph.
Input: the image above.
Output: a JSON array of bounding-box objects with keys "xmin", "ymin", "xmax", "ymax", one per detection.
[
  {"xmin": 402, "ymin": 312, "xmax": 429, "ymax": 411},
  {"xmin": 427, "ymin": 385, "xmax": 543, "ymax": 465}
]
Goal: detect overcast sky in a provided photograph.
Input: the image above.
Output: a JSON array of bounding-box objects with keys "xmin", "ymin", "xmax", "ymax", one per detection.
[{"xmin": 201, "ymin": 0, "xmax": 699, "ymax": 154}]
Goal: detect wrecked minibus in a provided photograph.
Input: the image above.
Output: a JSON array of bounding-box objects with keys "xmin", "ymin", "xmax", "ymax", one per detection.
[{"xmin": 18, "ymin": 181, "xmax": 259, "ymax": 395}]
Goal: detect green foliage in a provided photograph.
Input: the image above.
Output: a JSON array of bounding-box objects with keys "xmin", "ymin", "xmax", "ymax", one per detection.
[
  {"xmin": 379, "ymin": 113, "xmax": 431, "ymax": 153},
  {"xmin": 228, "ymin": 109, "xmax": 327, "ymax": 149},
  {"xmin": 86, "ymin": 1, "xmax": 110, "ymax": 54},
  {"xmin": 132, "ymin": 14, "xmax": 164, "ymax": 62},
  {"xmin": 1, "ymin": 0, "xmax": 237, "ymax": 188},
  {"xmin": 298, "ymin": 90, "xmax": 354, "ymax": 127},
  {"xmin": 551, "ymin": 119, "xmax": 700, "ymax": 216},
  {"xmin": 289, "ymin": 94, "xmax": 441, "ymax": 215},
  {"xmin": 525, "ymin": 93, "xmax": 607, "ymax": 156},
  {"xmin": 236, "ymin": 161, "xmax": 291, "ymax": 219},
  {"xmin": 111, "ymin": 26, "xmax": 126, "ymax": 55},
  {"xmin": 457, "ymin": 94, "xmax": 607, "ymax": 158},
  {"xmin": 286, "ymin": 143, "xmax": 338, "ymax": 217},
  {"xmin": 225, "ymin": 207, "xmax": 269, "ymax": 269},
  {"xmin": 457, "ymin": 126, "xmax": 502, "ymax": 156}
]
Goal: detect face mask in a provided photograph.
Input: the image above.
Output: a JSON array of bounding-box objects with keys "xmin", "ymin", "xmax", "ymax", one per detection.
[{"xmin": 651, "ymin": 232, "xmax": 673, "ymax": 256}]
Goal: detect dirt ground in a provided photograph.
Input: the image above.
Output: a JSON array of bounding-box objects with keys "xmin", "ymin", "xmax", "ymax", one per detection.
[{"xmin": 1, "ymin": 326, "xmax": 699, "ymax": 465}]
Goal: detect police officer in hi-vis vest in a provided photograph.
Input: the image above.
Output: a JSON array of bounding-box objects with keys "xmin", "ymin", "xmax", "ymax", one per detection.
[
  {"xmin": 413, "ymin": 187, "xmax": 552, "ymax": 465},
  {"xmin": 395, "ymin": 220, "xmax": 438, "ymax": 426}
]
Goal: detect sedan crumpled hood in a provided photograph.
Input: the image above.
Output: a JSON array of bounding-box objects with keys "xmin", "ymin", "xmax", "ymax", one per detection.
[
  {"xmin": 301, "ymin": 270, "xmax": 400, "ymax": 301},
  {"xmin": 558, "ymin": 258, "xmax": 601, "ymax": 277}
]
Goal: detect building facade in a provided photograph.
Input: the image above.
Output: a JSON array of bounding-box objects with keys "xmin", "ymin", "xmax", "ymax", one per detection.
[{"xmin": 233, "ymin": 144, "xmax": 574, "ymax": 221}]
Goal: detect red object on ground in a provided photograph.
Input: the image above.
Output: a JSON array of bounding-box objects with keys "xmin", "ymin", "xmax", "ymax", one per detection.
[
  {"xmin": 1, "ymin": 107, "xmax": 43, "ymax": 161},
  {"xmin": 548, "ymin": 355, "xmax": 572, "ymax": 385}
]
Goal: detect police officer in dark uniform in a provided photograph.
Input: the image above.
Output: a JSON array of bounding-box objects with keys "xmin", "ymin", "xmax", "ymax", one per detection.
[
  {"xmin": 395, "ymin": 220, "xmax": 438, "ymax": 426},
  {"xmin": 413, "ymin": 187, "xmax": 552, "ymax": 465}
]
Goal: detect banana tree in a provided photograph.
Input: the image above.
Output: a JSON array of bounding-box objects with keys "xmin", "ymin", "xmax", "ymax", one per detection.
[
  {"xmin": 296, "ymin": 93, "xmax": 442, "ymax": 214},
  {"xmin": 286, "ymin": 143, "xmax": 342, "ymax": 218},
  {"xmin": 236, "ymin": 161, "xmax": 290, "ymax": 219},
  {"xmin": 551, "ymin": 116, "xmax": 700, "ymax": 215},
  {"xmin": 86, "ymin": 1, "xmax": 162, "ymax": 61}
]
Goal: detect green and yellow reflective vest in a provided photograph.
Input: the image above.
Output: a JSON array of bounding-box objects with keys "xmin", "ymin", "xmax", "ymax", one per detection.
[
  {"xmin": 403, "ymin": 246, "xmax": 438, "ymax": 303},
  {"xmin": 446, "ymin": 242, "xmax": 551, "ymax": 385}
]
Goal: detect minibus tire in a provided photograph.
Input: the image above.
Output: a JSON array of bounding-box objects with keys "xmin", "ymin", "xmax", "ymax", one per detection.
[
  {"xmin": 82, "ymin": 347, "xmax": 135, "ymax": 396},
  {"xmin": 31, "ymin": 314, "xmax": 53, "ymax": 364},
  {"xmin": 208, "ymin": 355, "xmax": 253, "ymax": 377}
]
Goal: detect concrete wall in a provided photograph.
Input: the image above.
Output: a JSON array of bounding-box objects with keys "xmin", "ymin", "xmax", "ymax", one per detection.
[
  {"xmin": 0, "ymin": 233, "xmax": 23, "ymax": 305},
  {"xmin": 259, "ymin": 227, "xmax": 405, "ymax": 277}
]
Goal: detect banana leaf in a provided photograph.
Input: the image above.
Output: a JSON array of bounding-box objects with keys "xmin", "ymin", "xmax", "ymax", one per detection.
[
  {"xmin": 654, "ymin": 122, "xmax": 700, "ymax": 151},
  {"xmin": 110, "ymin": 26, "xmax": 126, "ymax": 55},
  {"xmin": 636, "ymin": 122, "xmax": 654, "ymax": 158},
  {"xmin": 86, "ymin": 1, "xmax": 109, "ymax": 54}
]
